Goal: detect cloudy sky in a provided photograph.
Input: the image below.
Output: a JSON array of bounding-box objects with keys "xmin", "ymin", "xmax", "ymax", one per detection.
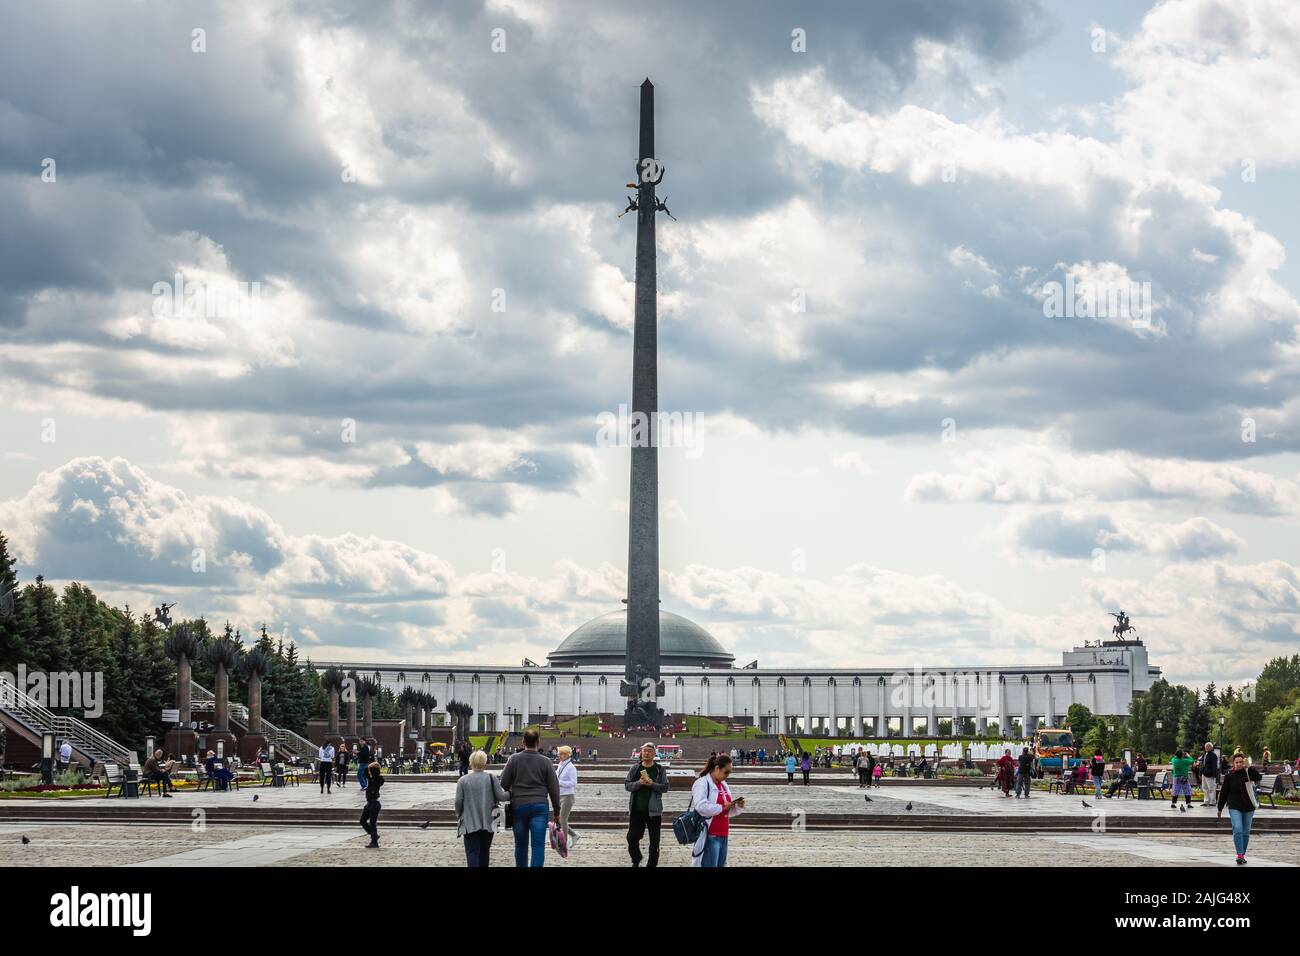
[{"xmin": 2, "ymin": 0, "xmax": 1298, "ymax": 688}]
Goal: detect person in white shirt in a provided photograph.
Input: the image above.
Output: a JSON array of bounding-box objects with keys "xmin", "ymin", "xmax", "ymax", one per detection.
[
  {"xmin": 556, "ymin": 745, "xmax": 579, "ymax": 847},
  {"xmin": 690, "ymin": 753, "xmax": 744, "ymax": 867},
  {"xmin": 318, "ymin": 741, "xmax": 336, "ymax": 794},
  {"xmin": 58, "ymin": 740, "xmax": 73, "ymax": 770}
]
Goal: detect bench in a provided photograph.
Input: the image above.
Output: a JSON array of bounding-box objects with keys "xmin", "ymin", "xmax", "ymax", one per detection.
[
  {"xmin": 259, "ymin": 762, "xmax": 301, "ymax": 787},
  {"xmin": 1256, "ymin": 774, "xmax": 1278, "ymax": 808},
  {"xmin": 104, "ymin": 763, "xmax": 133, "ymax": 798},
  {"xmin": 105, "ymin": 763, "xmax": 143, "ymax": 798},
  {"xmin": 199, "ymin": 763, "xmax": 239, "ymax": 791},
  {"xmin": 1148, "ymin": 771, "xmax": 1171, "ymax": 798},
  {"xmin": 1274, "ymin": 773, "xmax": 1298, "ymax": 803}
]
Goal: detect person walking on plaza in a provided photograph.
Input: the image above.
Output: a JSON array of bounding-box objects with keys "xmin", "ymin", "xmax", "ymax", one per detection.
[
  {"xmin": 785, "ymin": 752, "xmax": 797, "ymax": 785},
  {"xmin": 455, "ymin": 749, "xmax": 508, "ymax": 867},
  {"xmin": 500, "ymin": 728, "xmax": 561, "ymax": 868},
  {"xmin": 691, "ymin": 753, "xmax": 744, "ymax": 867},
  {"xmin": 800, "ymin": 752, "xmax": 812, "ymax": 786},
  {"xmin": 458, "ymin": 740, "xmax": 471, "ymax": 777},
  {"xmin": 996, "ymin": 748, "xmax": 1014, "ymax": 796},
  {"xmin": 1170, "ymin": 749, "xmax": 1195, "ymax": 809},
  {"xmin": 1198, "ymin": 742, "xmax": 1220, "ymax": 806},
  {"xmin": 1217, "ymin": 752, "xmax": 1263, "ymax": 864},
  {"xmin": 625, "ymin": 741, "xmax": 670, "ymax": 867},
  {"xmin": 318, "ymin": 739, "xmax": 335, "ymax": 794},
  {"xmin": 1015, "ymin": 747, "xmax": 1033, "ymax": 798},
  {"xmin": 360, "ymin": 760, "xmax": 383, "ymax": 848},
  {"xmin": 556, "ymin": 745, "xmax": 579, "ymax": 850},
  {"xmin": 1088, "ymin": 749, "xmax": 1106, "ymax": 800},
  {"xmin": 334, "ymin": 742, "xmax": 350, "ymax": 786},
  {"xmin": 356, "ymin": 738, "xmax": 373, "ymax": 790}
]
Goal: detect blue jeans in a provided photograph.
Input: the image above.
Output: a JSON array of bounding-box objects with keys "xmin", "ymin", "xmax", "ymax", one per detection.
[
  {"xmin": 512, "ymin": 802, "xmax": 549, "ymax": 867},
  {"xmin": 700, "ymin": 835, "xmax": 729, "ymax": 867},
  {"xmin": 357, "ymin": 766, "xmax": 367, "ymax": 789},
  {"xmin": 1093, "ymin": 774, "xmax": 1103, "ymax": 798},
  {"xmin": 1229, "ymin": 808, "xmax": 1254, "ymax": 856}
]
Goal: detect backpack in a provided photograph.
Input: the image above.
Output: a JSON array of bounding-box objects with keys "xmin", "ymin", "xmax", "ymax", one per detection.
[{"xmin": 672, "ymin": 777, "xmax": 712, "ymax": 846}]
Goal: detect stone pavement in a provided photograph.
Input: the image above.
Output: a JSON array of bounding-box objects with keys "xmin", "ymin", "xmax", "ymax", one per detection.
[
  {"xmin": 2, "ymin": 822, "xmax": 1296, "ymax": 867},
  {"xmin": 8, "ymin": 776, "xmax": 1292, "ymax": 820}
]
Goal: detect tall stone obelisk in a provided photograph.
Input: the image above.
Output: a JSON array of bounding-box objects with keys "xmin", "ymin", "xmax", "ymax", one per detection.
[{"xmin": 621, "ymin": 78, "xmax": 667, "ymax": 728}]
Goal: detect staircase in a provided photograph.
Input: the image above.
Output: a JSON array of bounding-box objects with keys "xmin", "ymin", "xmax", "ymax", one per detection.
[
  {"xmin": 189, "ymin": 680, "xmax": 316, "ymax": 760},
  {"xmin": 0, "ymin": 677, "xmax": 134, "ymax": 769}
]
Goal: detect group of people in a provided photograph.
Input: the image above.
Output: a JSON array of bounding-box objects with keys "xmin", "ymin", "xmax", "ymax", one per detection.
[
  {"xmin": 991, "ymin": 740, "xmax": 1279, "ymax": 865},
  {"xmin": 451, "ymin": 730, "xmax": 744, "ymax": 868},
  {"xmin": 313, "ymin": 739, "xmax": 384, "ymax": 847},
  {"xmin": 316, "ymin": 738, "xmax": 381, "ymax": 793}
]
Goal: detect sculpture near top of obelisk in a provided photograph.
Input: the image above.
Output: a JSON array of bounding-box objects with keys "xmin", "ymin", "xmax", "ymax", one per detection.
[{"xmin": 618, "ymin": 78, "xmax": 675, "ymax": 730}]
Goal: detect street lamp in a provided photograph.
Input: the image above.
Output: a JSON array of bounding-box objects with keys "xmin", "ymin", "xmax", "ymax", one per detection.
[
  {"xmin": 1155, "ymin": 720, "xmax": 1163, "ymax": 762},
  {"xmin": 1292, "ymin": 714, "xmax": 1298, "ymax": 759}
]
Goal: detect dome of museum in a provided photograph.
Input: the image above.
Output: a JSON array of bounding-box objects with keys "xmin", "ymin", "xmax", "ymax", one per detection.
[{"xmin": 548, "ymin": 609, "xmax": 734, "ymax": 668}]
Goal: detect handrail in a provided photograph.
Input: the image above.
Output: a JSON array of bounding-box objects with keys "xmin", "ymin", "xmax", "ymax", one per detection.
[
  {"xmin": 189, "ymin": 679, "xmax": 313, "ymax": 758},
  {"xmin": 0, "ymin": 677, "xmax": 133, "ymax": 765}
]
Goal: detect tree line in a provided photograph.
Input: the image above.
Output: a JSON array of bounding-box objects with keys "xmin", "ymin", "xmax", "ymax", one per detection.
[
  {"xmin": 0, "ymin": 531, "xmax": 401, "ymax": 754},
  {"xmin": 1062, "ymin": 659, "xmax": 1300, "ymax": 761}
]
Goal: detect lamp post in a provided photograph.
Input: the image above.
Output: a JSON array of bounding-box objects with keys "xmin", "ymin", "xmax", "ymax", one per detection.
[
  {"xmin": 40, "ymin": 731, "xmax": 55, "ymax": 785},
  {"xmin": 1155, "ymin": 720, "xmax": 1163, "ymax": 763},
  {"xmin": 694, "ymin": 708, "xmax": 700, "ymax": 738},
  {"xmin": 1292, "ymin": 714, "xmax": 1298, "ymax": 761}
]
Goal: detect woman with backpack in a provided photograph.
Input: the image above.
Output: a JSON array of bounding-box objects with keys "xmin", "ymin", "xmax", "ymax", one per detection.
[
  {"xmin": 800, "ymin": 752, "xmax": 812, "ymax": 786},
  {"xmin": 689, "ymin": 753, "xmax": 744, "ymax": 867}
]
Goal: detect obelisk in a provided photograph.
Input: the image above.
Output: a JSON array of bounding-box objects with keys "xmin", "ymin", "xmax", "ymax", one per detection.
[{"xmin": 621, "ymin": 78, "xmax": 666, "ymax": 727}]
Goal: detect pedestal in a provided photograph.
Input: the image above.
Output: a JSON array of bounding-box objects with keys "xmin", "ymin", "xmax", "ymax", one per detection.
[
  {"xmin": 205, "ymin": 730, "xmax": 238, "ymax": 761},
  {"xmin": 164, "ymin": 728, "xmax": 198, "ymax": 761},
  {"xmin": 240, "ymin": 733, "xmax": 269, "ymax": 762}
]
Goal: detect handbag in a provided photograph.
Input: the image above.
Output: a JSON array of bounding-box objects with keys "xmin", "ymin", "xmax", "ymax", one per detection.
[{"xmin": 672, "ymin": 777, "xmax": 711, "ymax": 846}]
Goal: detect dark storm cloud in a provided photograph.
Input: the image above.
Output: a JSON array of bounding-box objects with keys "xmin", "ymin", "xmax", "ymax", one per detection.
[{"xmin": 3, "ymin": 0, "xmax": 1295, "ymax": 510}]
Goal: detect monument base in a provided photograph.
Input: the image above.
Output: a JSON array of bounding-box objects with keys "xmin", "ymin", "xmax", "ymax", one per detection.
[
  {"xmin": 164, "ymin": 728, "xmax": 197, "ymax": 762},
  {"xmin": 624, "ymin": 700, "xmax": 670, "ymax": 733},
  {"xmin": 203, "ymin": 730, "xmax": 239, "ymax": 761},
  {"xmin": 240, "ymin": 733, "xmax": 269, "ymax": 762}
]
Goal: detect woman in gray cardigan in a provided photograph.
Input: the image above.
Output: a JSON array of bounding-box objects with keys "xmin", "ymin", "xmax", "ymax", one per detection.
[{"xmin": 455, "ymin": 750, "xmax": 509, "ymax": 867}]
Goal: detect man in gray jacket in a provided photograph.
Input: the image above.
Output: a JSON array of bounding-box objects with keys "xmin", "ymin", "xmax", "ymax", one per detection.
[{"xmin": 625, "ymin": 742, "xmax": 671, "ymax": 867}]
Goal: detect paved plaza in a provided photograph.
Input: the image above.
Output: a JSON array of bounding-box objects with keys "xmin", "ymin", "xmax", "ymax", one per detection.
[
  {"xmin": 5, "ymin": 773, "xmax": 1282, "ymax": 819},
  {"xmin": 2, "ymin": 822, "xmax": 1296, "ymax": 868},
  {"xmin": 2, "ymin": 773, "xmax": 1295, "ymax": 868}
]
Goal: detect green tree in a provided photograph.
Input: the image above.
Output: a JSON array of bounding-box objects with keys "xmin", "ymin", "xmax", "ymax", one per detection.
[
  {"xmin": 1258, "ymin": 656, "xmax": 1300, "ymax": 695},
  {"xmin": 16, "ymin": 575, "xmax": 70, "ymax": 673},
  {"xmin": 0, "ymin": 531, "xmax": 23, "ymax": 672},
  {"xmin": 1065, "ymin": 703, "xmax": 1096, "ymax": 742},
  {"xmin": 1261, "ymin": 704, "xmax": 1300, "ymax": 761},
  {"xmin": 1178, "ymin": 692, "xmax": 1211, "ymax": 752}
]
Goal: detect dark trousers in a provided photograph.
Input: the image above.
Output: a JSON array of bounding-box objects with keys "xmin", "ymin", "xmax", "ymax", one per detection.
[
  {"xmin": 337, "ymin": 764, "xmax": 349, "ymax": 785},
  {"xmin": 319, "ymin": 761, "xmax": 332, "ymax": 792},
  {"xmin": 857, "ymin": 768, "xmax": 870, "ymax": 787},
  {"xmin": 802, "ymin": 769, "xmax": 810, "ymax": 785},
  {"xmin": 464, "ymin": 830, "xmax": 494, "ymax": 868},
  {"xmin": 147, "ymin": 771, "xmax": 172, "ymax": 792},
  {"xmin": 360, "ymin": 799, "xmax": 381, "ymax": 844},
  {"xmin": 627, "ymin": 811, "xmax": 661, "ymax": 867}
]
